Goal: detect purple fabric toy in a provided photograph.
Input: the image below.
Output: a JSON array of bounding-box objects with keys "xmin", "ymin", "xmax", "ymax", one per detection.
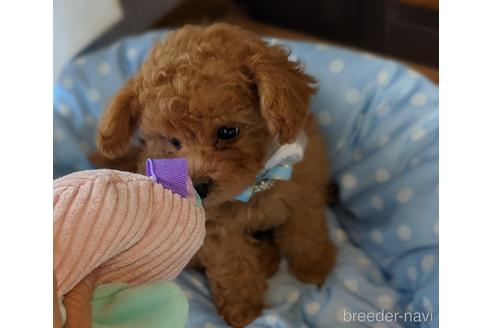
[{"xmin": 146, "ymin": 158, "xmax": 201, "ymax": 206}]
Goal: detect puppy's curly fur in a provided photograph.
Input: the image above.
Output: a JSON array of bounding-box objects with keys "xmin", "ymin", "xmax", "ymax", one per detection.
[{"xmin": 95, "ymin": 23, "xmax": 336, "ymax": 327}]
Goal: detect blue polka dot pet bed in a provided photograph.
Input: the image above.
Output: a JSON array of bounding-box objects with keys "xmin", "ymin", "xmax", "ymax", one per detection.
[{"xmin": 54, "ymin": 29, "xmax": 438, "ymax": 328}]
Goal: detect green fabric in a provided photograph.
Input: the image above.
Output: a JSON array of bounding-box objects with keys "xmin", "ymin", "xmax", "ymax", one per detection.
[{"xmin": 91, "ymin": 281, "xmax": 189, "ymax": 328}]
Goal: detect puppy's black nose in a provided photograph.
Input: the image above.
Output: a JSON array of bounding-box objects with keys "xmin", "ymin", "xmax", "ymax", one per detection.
[{"xmin": 193, "ymin": 180, "xmax": 210, "ymax": 199}]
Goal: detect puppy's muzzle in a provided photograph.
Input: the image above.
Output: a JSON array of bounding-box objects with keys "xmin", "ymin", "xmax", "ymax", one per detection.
[{"xmin": 193, "ymin": 178, "xmax": 211, "ymax": 199}]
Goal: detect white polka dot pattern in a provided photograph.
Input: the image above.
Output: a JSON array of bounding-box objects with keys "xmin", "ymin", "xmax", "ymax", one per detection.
[
  {"xmin": 373, "ymin": 323, "xmax": 388, "ymax": 328},
  {"xmin": 408, "ymin": 69, "xmax": 419, "ymax": 78},
  {"xmin": 336, "ymin": 139, "xmax": 346, "ymax": 150},
  {"xmin": 345, "ymin": 88, "xmax": 361, "ymax": 104},
  {"xmin": 357, "ymin": 256, "xmax": 370, "ymax": 268},
  {"xmin": 397, "ymin": 187, "xmax": 414, "ymax": 203},
  {"xmin": 411, "ymin": 93, "xmax": 427, "ymax": 107},
  {"xmin": 59, "ymin": 103, "xmax": 70, "ymax": 116},
  {"xmin": 84, "ymin": 115, "xmax": 96, "ymax": 126},
  {"xmin": 370, "ymin": 196, "xmax": 384, "ymax": 210},
  {"xmin": 62, "ymin": 77, "xmax": 74, "ymax": 89},
  {"xmin": 335, "ymin": 229, "xmax": 348, "ymax": 244},
  {"xmin": 397, "ymin": 224, "xmax": 412, "ymax": 241},
  {"xmin": 125, "ymin": 45, "xmax": 137, "ymax": 58},
  {"xmin": 341, "ymin": 174, "xmax": 358, "ymax": 189},
  {"xmin": 411, "ymin": 128, "xmax": 426, "ymax": 142},
  {"xmin": 54, "ymin": 129, "xmax": 64, "ymax": 142},
  {"xmin": 407, "ymin": 266, "xmax": 418, "ymax": 281},
  {"xmin": 88, "ymin": 89, "xmax": 100, "ymax": 103},
  {"xmin": 318, "ymin": 110, "xmax": 332, "ymax": 126},
  {"xmin": 306, "ymin": 302, "xmax": 321, "ymax": 315},
  {"xmin": 329, "ymin": 59, "xmax": 345, "ymax": 73},
  {"xmin": 410, "ymin": 157, "xmax": 421, "ymax": 167},
  {"xmin": 74, "ymin": 57, "xmax": 86, "ymax": 66},
  {"xmin": 352, "ymin": 149, "xmax": 363, "ymax": 161},
  {"xmin": 377, "ymin": 294, "xmax": 395, "ymax": 310},
  {"xmin": 375, "ymin": 169, "xmax": 391, "ymax": 183},
  {"xmin": 265, "ymin": 314, "xmax": 279, "ymax": 324},
  {"xmin": 54, "ymin": 31, "xmax": 438, "ymax": 327},
  {"xmin": 421, "ymin": 254, "xmax": 436, "ymax": 272},
  {"xmin": 422, "ymin": 297, "xmax": 433, "ymax": 311},
  {"xmin": 80, "ymin": 142, "xmax": 91, "ymax": 153},
  {"xmin": 377, "ymin": 70, "xmax": 389, "ymax": 85},
  {"xmin": 336, "ymin": 307, "xmax": 347, "ymax": 322},
  {"xmin": 344, "ymin": 278, "xmax": 358, "ymax": 293},
  {"xmin": 370, "ymin": 230, "xmax": 384, "ymax": 244},
  {"xmin": 315, "ymin": 43, "xmax": 329, "ymax": 50},
  {"xmin": 287, "ymin": 290, "xmax": 300, "ymax": 302},
  {"xmin": 98, "ymin": 62, "xmax": 111, "ymax": 75},
  {"xmin": 376, "ymin": 104, "xmax": 390, "ymax": 117},
  {"xmin": 378, "ymin": 136, "xmax": 390, "ymax": 147}
]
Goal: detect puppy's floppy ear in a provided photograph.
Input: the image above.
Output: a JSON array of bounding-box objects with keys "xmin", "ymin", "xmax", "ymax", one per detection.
[
  {"xmin": 96, "ymin": 78, "xmax": 140, "ymax": 159},
  {"xmin": 246, "ymin": 47, "xmax": 316, "ymax": 144}
]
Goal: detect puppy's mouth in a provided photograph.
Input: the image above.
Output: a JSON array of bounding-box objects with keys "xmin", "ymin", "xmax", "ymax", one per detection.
[
  {"xmin": 192, "ymin": 178, "xmax": 221, "ymax": 208},
  {"xmin": 196, "ymin": 190, "xmax": 222, "ymax": 208},
  {"xmin": 193, "ymin": 179, "xmax": 211, "ymax": 200}
]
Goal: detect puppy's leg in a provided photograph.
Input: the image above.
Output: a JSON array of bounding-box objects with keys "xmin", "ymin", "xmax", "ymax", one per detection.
[
  {"xmin": 250, "ymin": 229, "xmax": 281, "ymax": 278},
  {"xmin": 199, "ymin": 232, "xmax": 268, "ymax": 328},
  {"xmin": 276, "ymin": 206, "xmax": 337, "ymax": 285},
  {"xmin": 252, "ymin": 239, "xmax": 281, "ymax": 278}
]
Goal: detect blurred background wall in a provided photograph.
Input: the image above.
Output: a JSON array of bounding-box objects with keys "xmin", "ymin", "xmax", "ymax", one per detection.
[
  {"xmin": 54, "ymin": 0, "xmax": 438, "ymax": 82},
  {"xmin": 54, "ymin": 0, "xmax": 185, "ymax": 78}
]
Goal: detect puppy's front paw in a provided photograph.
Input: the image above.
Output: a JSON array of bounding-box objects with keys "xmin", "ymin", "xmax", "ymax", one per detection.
[
  {"xmin": 217, "ymin": 298, "xmax": 263, "ymax": 328},
  {"xmin": 288, "ymin": 240, "xmax": 337, "ymax": 286},
  {"xmin": 255, "ymin": 242, "xmax": 281, "ymax": 278},
  {"xmin": 209, "ymin": 272, "xmax": 267, "ymax": 328}
]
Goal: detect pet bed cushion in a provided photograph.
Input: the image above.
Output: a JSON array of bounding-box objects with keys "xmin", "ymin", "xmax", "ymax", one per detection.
[{"xmin": 54, "ymin": 29, "xmax": 438, "ymax": 328}]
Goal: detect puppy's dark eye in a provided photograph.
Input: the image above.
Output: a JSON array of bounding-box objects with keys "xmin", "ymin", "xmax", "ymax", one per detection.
[
  {"xmin": 169, "ymin": 137, "xmax": 181, "ymax": 149},
  {"xmin": 217, "ymin": 127, "xmax": 240, "ymax": 141}
]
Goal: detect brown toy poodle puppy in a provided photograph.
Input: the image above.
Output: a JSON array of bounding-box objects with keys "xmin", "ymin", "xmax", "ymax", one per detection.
[{"xmin": 95, "ymin": 23, "xmax": 337, "ymax": 327}]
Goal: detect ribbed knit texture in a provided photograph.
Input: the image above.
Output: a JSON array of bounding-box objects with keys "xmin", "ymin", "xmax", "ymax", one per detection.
[{"xmin": 53, "ymin": 169, "xmax": 206, "ymax": 299}]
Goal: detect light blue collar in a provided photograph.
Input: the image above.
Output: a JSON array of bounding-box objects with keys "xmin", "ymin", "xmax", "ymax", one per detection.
[{"xmin": 235, "ymin": 132, "xmax": 308, "ymax": 202}]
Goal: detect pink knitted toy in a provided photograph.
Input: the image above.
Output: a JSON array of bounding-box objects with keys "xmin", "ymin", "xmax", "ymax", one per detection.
[{"xmin": 53, "ymin": 158, "xmax": 206, "ymax": 327}]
